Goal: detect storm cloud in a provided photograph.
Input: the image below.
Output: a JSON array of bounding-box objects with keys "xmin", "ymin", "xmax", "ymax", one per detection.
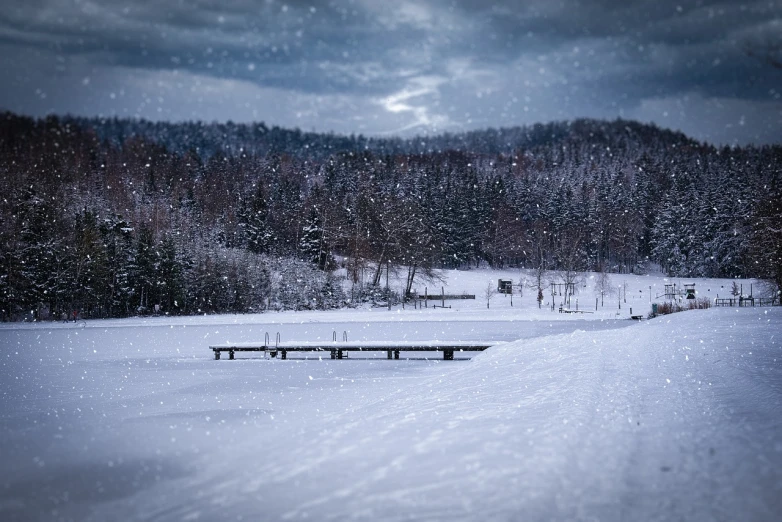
[{"xmin": 1, "ymin": 0, "xmax": 780, "ymax": 144}]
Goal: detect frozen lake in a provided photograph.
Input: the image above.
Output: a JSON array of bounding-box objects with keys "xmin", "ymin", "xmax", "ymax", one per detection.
[{"xmin": 1, "ymin": 315, "xmax": 632, "ymax": 358}]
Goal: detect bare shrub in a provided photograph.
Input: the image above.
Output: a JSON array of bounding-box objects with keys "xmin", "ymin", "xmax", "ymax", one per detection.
[
  {"xmin": 687, "ymin": 297, "xmax": 712, "ymax": 310},
  {"xmin": 653, "ymin": 297, "xmax": 711, "ymax": 317},
  {"xmin": 655, "ymin": 302, "xmax": 684, "ymax": 315}
]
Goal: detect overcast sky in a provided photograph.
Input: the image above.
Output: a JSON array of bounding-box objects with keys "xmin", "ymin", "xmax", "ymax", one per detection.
[{"xmin": 1, "ymin": 0, "xmax": 780, "ymax": 145}]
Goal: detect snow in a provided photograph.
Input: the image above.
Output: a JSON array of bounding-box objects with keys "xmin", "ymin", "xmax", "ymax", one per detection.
[
  {"xmin": 212, "ymin": 340, "xmax": 498, "ymax": 349},
  {"xmin": 1, "ymin": 271, "xmax": 780, "ymax": 520}
]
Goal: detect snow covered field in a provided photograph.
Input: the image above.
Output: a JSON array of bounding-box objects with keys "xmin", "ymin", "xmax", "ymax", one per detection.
[{"xmin": 1, "ymin": 271, "xmax": 781, "ymax": 521}]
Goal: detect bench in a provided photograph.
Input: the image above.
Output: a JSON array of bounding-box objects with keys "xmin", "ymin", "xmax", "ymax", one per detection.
[{"xmin": 211, "ymin": 341, "xmax": 495, "ymax": 361}]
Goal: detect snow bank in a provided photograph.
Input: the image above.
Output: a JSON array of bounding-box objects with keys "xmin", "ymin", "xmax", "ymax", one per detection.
[
  {"xmin": 193, "ymin": 307, "xmax": 781, "ymax": 521},
  {"xmin": 1, "ymin": 308, "xmax": 780, "ymax": 521}
]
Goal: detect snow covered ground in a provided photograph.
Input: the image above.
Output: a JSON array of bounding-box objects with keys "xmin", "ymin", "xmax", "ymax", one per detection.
[{"xmin": 1, "ymin": 271, "xmax": 780, "ymax": 521}]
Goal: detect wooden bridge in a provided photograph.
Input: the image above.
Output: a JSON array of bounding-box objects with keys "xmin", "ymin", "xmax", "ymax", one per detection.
[{"xmin": 210, "ymin": 340, "xmax": 495, "ymax": 361}]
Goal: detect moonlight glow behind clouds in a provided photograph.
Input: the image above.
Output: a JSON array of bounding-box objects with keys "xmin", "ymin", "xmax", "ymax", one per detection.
[{"xmin": 1, "ymin": 0, "xmax": 780, "ymax": 145}]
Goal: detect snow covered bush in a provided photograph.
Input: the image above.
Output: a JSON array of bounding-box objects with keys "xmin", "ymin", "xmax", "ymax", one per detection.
[{"xmin": 266, "ymin": 256, "xmax": 346, "ymax": 311}]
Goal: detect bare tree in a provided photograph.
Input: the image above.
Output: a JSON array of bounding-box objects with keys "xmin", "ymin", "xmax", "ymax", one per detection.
[
  {"xmin": 525, "ymin": 221, "xmax": 551, "ymax": 308},
  {"xmin": 484, "ymin": 280, "xmax": 496, "ymax": 309},
  {"xmin": 525, "ymin": 266, "xmax": 548, "ymax": 308},
  {"xmin": 366, "ymin": 194, "xmax": 422, "ymax": 287},
  {"xmin": 397, "ymin": 200, "xmax": 442, "ymax": 297},
  {"xmin": 555, "ymin": 229, "xmax": 586, "ymax": 306},
  {"xmin": 594, "ymin": 268, "xmax": 616, "ymax": 306},
  {"xmin": 404, "ymin": 263, "xmax": 444, "ymax": 300}
]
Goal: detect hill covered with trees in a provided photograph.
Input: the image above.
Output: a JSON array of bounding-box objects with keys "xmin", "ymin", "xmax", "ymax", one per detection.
[{"xmin": 1, "ymin": 112, "xmax": 780, "ymax": 320}]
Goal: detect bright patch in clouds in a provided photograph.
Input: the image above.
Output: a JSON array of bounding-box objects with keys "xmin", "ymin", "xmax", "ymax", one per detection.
[{"xmin": 379, "ymin": 75, "xmax": 450, "ymax": 132}]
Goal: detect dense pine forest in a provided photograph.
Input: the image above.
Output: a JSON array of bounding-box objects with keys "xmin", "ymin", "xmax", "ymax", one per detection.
[{"xmin": 1, "ymin": 111, "xmax": 780, "ymax": 321}]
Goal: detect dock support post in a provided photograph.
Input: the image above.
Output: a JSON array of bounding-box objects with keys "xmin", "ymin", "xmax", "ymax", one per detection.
[
  {"xmin": 281, "ymin": 350, "xmax": 287, "ymax": 360},
  {"xmin": 337, "ymin": 350, "xmax": 344, "ymax": 359},
  {"xmin": 387, "ymin": 350, "xmax": 392, "ymax": 359},
  {"xmin": 444, "ymin": 349, "xmax": 454, "ymax": 361},
  {"xmin": 394, "ymin": 350, "xmax": 400, "ymax": 359},
  {"xmin": 331, "ymin": 350, "xmax": 337, "ymax": 360},
  {"xmin": 214, "ymin": 350, "xmax": 220, "ymax": 360},
  {"xmin": 229, "ymin": 350, "xmax": 234, "ymax": 360}
]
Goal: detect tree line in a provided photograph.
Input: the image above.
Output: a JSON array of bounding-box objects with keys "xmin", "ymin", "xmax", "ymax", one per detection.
[{"xmin": 1, "ymin": 112, "xmax": 780, "ymax": 321}]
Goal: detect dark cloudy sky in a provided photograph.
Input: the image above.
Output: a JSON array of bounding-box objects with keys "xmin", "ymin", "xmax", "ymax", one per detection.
[{"xmin": 1, "ymin": 0, "xmax": 780, "ymax": 145}]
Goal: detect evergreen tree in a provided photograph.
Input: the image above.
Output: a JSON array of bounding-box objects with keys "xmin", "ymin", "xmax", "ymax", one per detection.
[
  {"xmin": 99, "ymin": 215, "xmax": 136, "ymax": 317},
  {"xmin": 238, "ymin": 184, "xmax": 273, "ymax": 254},
  {"xmin": 155, "ymin": 235, "xmax": 185, "ymax": 314},
  {"xmin": 747, "ymin": 187, "xmax": 782, "ymax": 294},
  {"xmin": 69, "ymin": 210, "xmax": 111, "ymax": 317},
  {"xmin": 300, "ymin": 207, "xmax": 330, "ymax": 270},
  {"xmin": 132, "ymin": 226, "xmax": 157, "ymax": 313}
]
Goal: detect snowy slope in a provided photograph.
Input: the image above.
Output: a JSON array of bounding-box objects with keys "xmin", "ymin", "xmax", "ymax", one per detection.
[{"xmin": 1, "ymin": 307, "xmax": 780, "ymax": 521}]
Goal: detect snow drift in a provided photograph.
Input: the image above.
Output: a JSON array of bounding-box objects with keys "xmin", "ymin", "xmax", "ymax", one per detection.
[{"xmin": 1, "ymin": 307, "xmax": 780, "ymax": 521}]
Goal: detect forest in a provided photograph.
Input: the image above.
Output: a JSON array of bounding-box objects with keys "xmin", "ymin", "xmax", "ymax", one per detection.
[{"xmin": 1, "ymin": 111, "xmax": 780, "ymax": 321}]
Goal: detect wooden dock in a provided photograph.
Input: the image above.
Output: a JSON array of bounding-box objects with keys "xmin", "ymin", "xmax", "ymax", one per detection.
[{"xmin": 210, "ymin": 341, "xmax": 495, "ymax": 361}]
